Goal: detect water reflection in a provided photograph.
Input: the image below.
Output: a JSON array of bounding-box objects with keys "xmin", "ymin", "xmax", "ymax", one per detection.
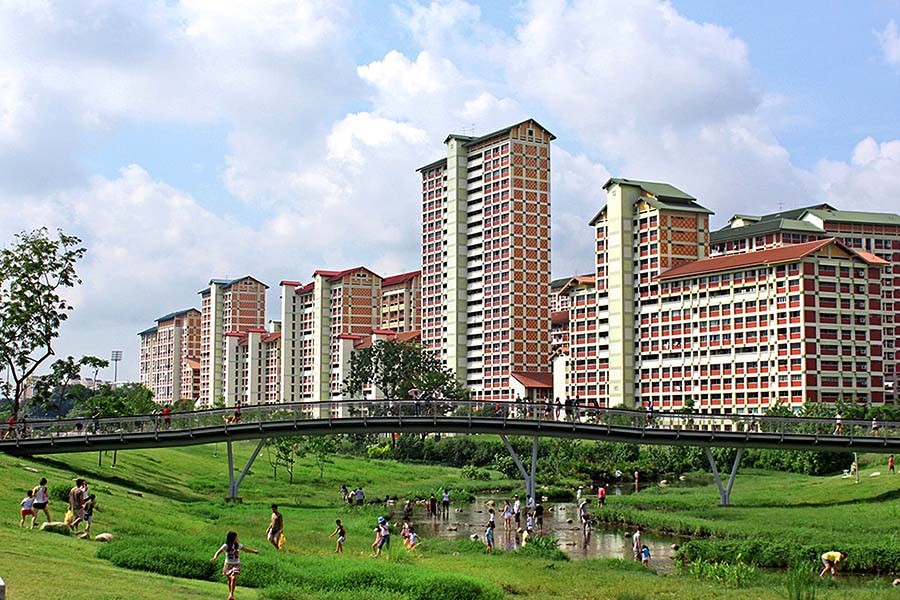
[{"xmin": 417, "ymin": 494, "xmax": 682, "ymax": 572}]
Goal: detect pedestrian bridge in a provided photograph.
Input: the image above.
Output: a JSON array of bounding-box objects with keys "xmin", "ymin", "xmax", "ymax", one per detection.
[
  {"xmin": 3, "ymin": 400, "xmax": 895, "ymax": 505},
  {"xmin": 2, "ymin": 399, "xmax": 896, "ymax": 456}
]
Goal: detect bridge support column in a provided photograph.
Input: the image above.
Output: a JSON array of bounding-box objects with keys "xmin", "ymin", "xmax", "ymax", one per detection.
[
  {"xmin": 500, "ymin": 435, "xmax": 539, "ymax": 501},
  {"xmin": 706, "ymin": 447, "xmax": 742, "ymax": 506},
  {"xmin": 226, "ymin": 438, "xmax": 266, "ymax": 502}
]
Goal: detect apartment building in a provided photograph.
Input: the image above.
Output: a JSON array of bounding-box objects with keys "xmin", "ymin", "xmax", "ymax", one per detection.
[
  {"xmin": 223, "ymin": 321, "xmax": 281, "ymax": 407},
  {"xmin": 137, "ymin": 308, "xmax": 201, "ymax": 404},
  {"xmin": 419, "ymin": 119, "xmax": 554, "ymax": 401},
  {"xmin": 554, "ymin": 178, "xmax": 892, "ymax": 413},
  {"xmin": 710, "ymin": 205, "xmax": 900, "ymax": 390},
  {"xmin": 381, "ymin": 271, "xmax": 421, "ymax": 332},
  {"xmin": 198, "ymin": 276, "xmax": 267, "ymax": 406}
]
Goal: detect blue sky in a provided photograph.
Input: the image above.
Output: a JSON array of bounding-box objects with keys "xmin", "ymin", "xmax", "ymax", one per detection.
[{"xmin": 1, "ymin": 0, "xmax": 898, "ymax": 381}]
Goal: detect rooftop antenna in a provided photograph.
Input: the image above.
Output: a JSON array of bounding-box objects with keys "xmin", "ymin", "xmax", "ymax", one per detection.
[{"xmin": 459, "ymin": 123, "xmax": 476, "ymax": 136}]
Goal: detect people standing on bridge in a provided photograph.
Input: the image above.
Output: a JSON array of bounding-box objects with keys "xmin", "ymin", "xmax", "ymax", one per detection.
[
  {"xmin": 889, "ymin": 454, "xmax": 895, "ymax": 474},
  {"xmin": 555, "ymin": 397, "xmax": 562, "ymax": 421},
  {"xmin": 266, "ymin": 504, "xmax": 283, "ymax": 550},
  {"xmin": 6, "ymin": 415, "xmax": 15, "ymax": 439},
  {"xmin": 162, "ymin": 405, "xmax": 172, "ymax": 430},
  {"xmin": 92, "ymin": 410, "xmax": 101, "ymax": 434},
  {"xmin": 645, "ymin": 402, "xmax": 654, "ymax": 428},
  {"xmin": 233, "ymin": 404, "xmax": 242, "ymax": 424},
  {"xmin": 32, "ymin": 477, "xmax": 51, "ymax": 525},
  {"xmin": 871, "ymin": 417, "xmax": 879, "ymax": 437},
  {"xmin": 441, "ymin": 490, "xmax": 450, "ymax": 518},
  {"xmin": 564, "ymin": 397, "xmax": 573, "ymax": 421},
  {"xmin": 330, "ymin": 519, "xmax": 345, "ymax": 553},
  {"xmin": 833, "ymin": 412, "xmax": 843, "ymax": 435},
  {"xmin": 819, "ymin": 551, "xmax": 846, "ymax": 578},
  {"xmin": 211, "ymin": 531, "xmax": 259, "ymax": 600}
]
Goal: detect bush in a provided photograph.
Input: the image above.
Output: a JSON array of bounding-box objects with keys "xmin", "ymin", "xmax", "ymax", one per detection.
[
  {"xmin": 97, "ymin": 538, "xmax": 216, "ymax": 580},
  {"xmin": 681, "ymin": 554, "xmax": 757, "ymax": 589},
  {"xmin": 367, "ymin": 444, "xmax": 392, "ymax": 460},
  {"xmin": 461, "ymin": 465, "xmax": 490, "ymax": 481},
  {"xmin": 50, "ymin": 483, "xmax": 72, "ymax": 503},
  {"xmin": 518, "ymin": 535, "xmax": 569, "ymax": 561}
]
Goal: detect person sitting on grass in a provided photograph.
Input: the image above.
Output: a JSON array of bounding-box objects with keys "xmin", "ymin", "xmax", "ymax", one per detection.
[
  {"xmin": 211, "ymin": 531, "xmax": 259, "ymax": 600},
  {"xmin": 819, "ymin": 551, "xmax": 846, "ymax": 578},
  {"xmin": 330, "ymin": 519, "xmax": 345, "ymax": 553}
]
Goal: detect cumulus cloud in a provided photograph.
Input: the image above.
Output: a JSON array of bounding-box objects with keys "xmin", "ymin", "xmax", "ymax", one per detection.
[
  {"xmin": 816, "ymin": 137, "xmax": 900, "ymax": 213},
  {"xmin": 878, "ymin": 20, "xmax": 900, "ymax": 66}
]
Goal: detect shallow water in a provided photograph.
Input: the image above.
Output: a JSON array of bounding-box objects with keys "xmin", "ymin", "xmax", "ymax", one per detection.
[{"xmin": 412, "ymin": 493, "xmax": 683, "ymax": 573}]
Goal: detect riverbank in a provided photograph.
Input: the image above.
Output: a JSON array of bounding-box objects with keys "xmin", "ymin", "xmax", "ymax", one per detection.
[{"xmin": 1, "ymin": 443, "xmax": 896, "ymax": 599}]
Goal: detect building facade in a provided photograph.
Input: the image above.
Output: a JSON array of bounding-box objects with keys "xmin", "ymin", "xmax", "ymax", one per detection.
[
  {"xmin": 419, "ymin": 119, "xmax": 554, "ymax": 401},
  {"xmin": 711, "ymin": 205, "xmax": 900, "ymax": 392},
  {"xmin": 198, "ymin": 276, "xmax": 267, "ymax": 406},
  {"xmin": 554, "ymin": 178, "xmax": 893, "ymax": 414},
  {"xmin": 137, "ymin": 308, "xmax": 201, "ymax": 404}
]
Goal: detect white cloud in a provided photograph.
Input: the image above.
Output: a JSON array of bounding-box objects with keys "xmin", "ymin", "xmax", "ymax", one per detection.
[
  {"xmin": 816, "ymin": 137, "xmax": 900, "ymax": 213},
  {"xmin": 878, "ymin": 20, "xmax": 900, "ymax": 66}
]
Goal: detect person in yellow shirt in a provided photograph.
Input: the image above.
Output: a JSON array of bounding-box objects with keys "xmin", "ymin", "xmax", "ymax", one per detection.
[{"xmin": 819, "ymin": 551, "xmax": 846, "ymax": 578}]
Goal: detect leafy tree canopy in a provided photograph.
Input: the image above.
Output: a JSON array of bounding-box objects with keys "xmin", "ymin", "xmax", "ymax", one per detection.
[
  {"xmin": 0, "ymin": 228, "xmax": 86, "ymax": 418},
  {"xmin": 341, "ymin": 339, "xmax": 468, "ymax": 400}
]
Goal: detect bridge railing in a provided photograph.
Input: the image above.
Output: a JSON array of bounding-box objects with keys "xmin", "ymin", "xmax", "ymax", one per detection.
[{"xmin": 4, "ymin": 399, "xmax": 898, "ymax": 443}]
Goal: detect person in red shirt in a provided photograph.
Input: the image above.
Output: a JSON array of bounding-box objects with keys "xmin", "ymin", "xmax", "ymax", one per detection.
[
  {"xmin": 5, "ymin": 416, "xmax": 15, "ymax": 439},
  {"xmin": 597, "ymin": 484, "xmax": 606, "ymax": 508},
  {"xmin": 889, "ymin": 454, "xmax": 895, "ymax": 475},
  {"xmin": 162, "ymin": 405, "xmax": 171, "ymax": 430}
]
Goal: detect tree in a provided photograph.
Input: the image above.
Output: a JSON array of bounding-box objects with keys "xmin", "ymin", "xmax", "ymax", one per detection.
[
  {"xmin": 342, "ymin": 339, "xmax": 468, "ymax": 400},
  {"xmin": 31, "ymin": 355, "xmax": 108, "ymax": 417},
  {"xmin": 0, "ymin": 228, "xmax": 86, "ymax": 419},
  {"xmin": 266, "ymin": 436, "xmax": 303, "ymax": 484},
  {"xmin": 303, "ymin": 436, "xmax": 337, "ymax": 480},
  {"xmin": 82, "ymin": 383, "xmax": 156, "ymax": 417}
]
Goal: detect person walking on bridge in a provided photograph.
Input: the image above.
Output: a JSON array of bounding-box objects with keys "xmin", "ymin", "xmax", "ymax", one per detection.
[{"xmin": 833, "ymin": 412, "xmax": 843, "ymax": 436}]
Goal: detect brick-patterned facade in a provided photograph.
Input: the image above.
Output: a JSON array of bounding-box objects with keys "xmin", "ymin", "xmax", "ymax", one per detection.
[{"xmin": 418, "ymin": 119, "xmax": 554, "ymax": 401}]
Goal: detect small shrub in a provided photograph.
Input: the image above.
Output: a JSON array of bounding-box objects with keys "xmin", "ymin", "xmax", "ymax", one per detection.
[
  {"xmin": 786, "ymin": 563, "xmax": 819, "ymax": 600},
  {"xmin": 461, "ymin": 465, "xmax": 491, "ymax": 480},
  {"xmin": 367, "ymin": 444, "xmax": 392, "ymax": 460},
  {"xmin": 518, "ymin": 535, "xmax": 569, "ymax": 561},
  {"xmin": 97, "ymin": 539, "xmax": 216, "ymax": 580},
  {"xmin": 681, "ymin": 554, "xmax": 757, "ymax": 589},
  {"xmin": 50, "ymin": 483, "xmax": 71, "ymax": 503}
]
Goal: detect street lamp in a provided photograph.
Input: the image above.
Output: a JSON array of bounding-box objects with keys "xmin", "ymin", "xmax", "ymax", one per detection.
[{"xmin": 111, "ymin": 350, "xmax": 123, "ymax": 384}]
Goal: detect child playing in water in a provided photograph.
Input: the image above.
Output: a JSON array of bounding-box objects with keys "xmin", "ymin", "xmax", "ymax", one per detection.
[
  {"xmin": 330, "ymin": 519, "xmax": 345, "ymax": 553},
  {"xmin": 641, "ymin": 545, "xmax": 651, "ymax": 566},
  {"xmin": 211, "ymin": 531, "xmax": 259, "ymax": 600},
  {"xmin": 485, "ymin": 523, "xmax": 494, "ymax": 554},
  {"xmin": 406, "ymin": 527, "xmax": 418, "ymax": 550}
]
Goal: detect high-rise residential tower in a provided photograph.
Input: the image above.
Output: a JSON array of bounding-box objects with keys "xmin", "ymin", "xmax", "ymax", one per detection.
[
  {"xmin": 198, "ymin": 276, "xmax": 267, "ymax": 406},
  {"xmin": 419, "ymin": 119, "xmax": 555, "ymax": 401},
  {"xmin": 137, "ymin": 308, "xmax": 201, "ymax": 404}
]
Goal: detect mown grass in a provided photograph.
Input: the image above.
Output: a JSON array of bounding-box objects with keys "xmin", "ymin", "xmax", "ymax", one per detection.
[{"xmin": 0, "ymin": 443, "xmax": 897, "ymax": 599}]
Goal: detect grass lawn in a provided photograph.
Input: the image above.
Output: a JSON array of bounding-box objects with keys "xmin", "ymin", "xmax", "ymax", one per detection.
[{"xmin": 1, "ymin": 442, "xmax": 897, "ymax": 599}]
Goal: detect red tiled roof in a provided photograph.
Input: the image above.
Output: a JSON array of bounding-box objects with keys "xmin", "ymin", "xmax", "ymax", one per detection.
[
  {"xmin": 551, "ymin": 310, "xmax": 569, "ymax": 325},
  {"xmin": 659, "ymin": 238, "xmax": 880, "ymax": 280},
  {"xmin": 855, "ymin": 250, "xmax": 890, "ymax": 265},
  {"xmin": 263, "ymin": 333, "xmax": 280, "ymax": 343},
  {"xmin": 382, "ymin": 270, "xmax": 421, "ymax": 286},
  {"xmin": 511, "ymin": 371, "xmax": 553, "ymax": 389},
  {"xmin": 280, "ymin": 280, "xmax": 303, "ymax": 287},
  {"xmin": 353, "ymin": 329, "xmax": 421, "ymax": 350},
  {"xmin": 225, "ymin": 332, "xmax": 246, "ymax": 338},
  {"xmin": 295, "ymin": 282, "xmax": 314, "ymax": 294},
  {"xmin": 316, "ymin": 266, "xmax": 381, "ymax": 282},
  {"xmin": 557, "ymin": 275, "xmax": 595, "ymax": 296},
  {"xmin": 337, "ymin": 334, "xmax": 365, "ymax": 340},
  {"xmin": 185, "ymin": 358, "xmax": 201, "ymax": 371},
  {"xmin": 244, "ymin": 328, "xmax": 267, "ymax": 333},
  {"xmin": 371, "ymin": 329, "xmax": 396, "ymax": 335}
]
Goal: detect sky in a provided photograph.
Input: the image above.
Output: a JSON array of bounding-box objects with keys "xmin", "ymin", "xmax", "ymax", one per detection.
[{"xmin": 1, "ymin": 0, "xmax": 899, "ymax": 382}]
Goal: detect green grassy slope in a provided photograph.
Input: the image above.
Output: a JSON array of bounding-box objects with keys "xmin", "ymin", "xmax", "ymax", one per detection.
[{"xmin": 1, "ymin": 443, "xmax": 897, "ymax": 599}]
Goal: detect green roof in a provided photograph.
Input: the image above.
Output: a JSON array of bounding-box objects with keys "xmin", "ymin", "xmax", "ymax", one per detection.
[
  {"xmin": 711, "ymin": 218, "xmax": 824, "ymax": 243},
  {"xmin": 550, "ymin": 273, "xmax": 593, "ymax": 289},
  {"xmin": 416, "ymin": 157, "xmax": 448, "ymax": 173},
  {"xmin": 603, "ymin": 178, "xmax": 696, "ymax": 201},
  {"xmin": 589, "ymin": 178, "xmax": 713, "ymax": 225},
  {"xmin": 137, "ymin": 325, "xmax": 158, "ymax": 336},
  {"xmin": 805, "ymin": 208, "xmax": 900, "ymax": 226}
]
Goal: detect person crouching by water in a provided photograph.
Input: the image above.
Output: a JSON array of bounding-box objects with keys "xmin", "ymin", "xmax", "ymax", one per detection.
[
  {"xmin": 211, "ymin": 531, "xmax": 259, "ymax": 600},
  {"xmin": 819, "ymin": 551, "xmax": 846, "ymax": 578}
]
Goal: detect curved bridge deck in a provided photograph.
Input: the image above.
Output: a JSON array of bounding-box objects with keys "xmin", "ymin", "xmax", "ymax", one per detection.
[{"xmin": 2, "ymin": 400, "xmax": 897, "ymax": 456}]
